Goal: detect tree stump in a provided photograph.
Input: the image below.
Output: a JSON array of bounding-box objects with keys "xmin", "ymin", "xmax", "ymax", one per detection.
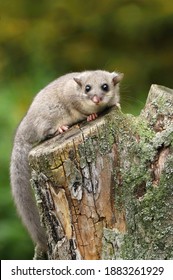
[{"xmin": 29, "ymin": 84, "xmax": 173, "ymax": 260}]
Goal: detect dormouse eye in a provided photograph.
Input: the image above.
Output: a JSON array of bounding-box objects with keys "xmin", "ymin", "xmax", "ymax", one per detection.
[
  {"xmin": 101, "ymin": 83, "xmax": 109, "ymax": 92},
  {"xmin": 85, "ymin": 84, "xmax": 91, "ymax": 93}
]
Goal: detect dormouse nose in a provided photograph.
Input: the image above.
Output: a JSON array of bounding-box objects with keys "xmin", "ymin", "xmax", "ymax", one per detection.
[{"xmin": 92, "ymin": 95, "xmax": 102, "ymax": 104}]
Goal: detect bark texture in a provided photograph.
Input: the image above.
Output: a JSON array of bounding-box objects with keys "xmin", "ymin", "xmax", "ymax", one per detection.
[{"xmin": 29, "ymin": 84, "xmax": 173, "ymax": 259}]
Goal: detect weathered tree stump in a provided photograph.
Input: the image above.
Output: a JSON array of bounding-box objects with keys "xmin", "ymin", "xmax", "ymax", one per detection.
[{"xmin": 29, "ymin": 84, "xmax": 173, "ymax": 260}]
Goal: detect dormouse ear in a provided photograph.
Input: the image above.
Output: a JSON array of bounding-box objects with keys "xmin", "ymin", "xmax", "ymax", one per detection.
[
  {"xmin": 112, "ymin": 72, "xmax": 124, "ymax": 86},
  {"xmin": 74, "ymin": 77, "xmax": 82, "ymax": 87}
]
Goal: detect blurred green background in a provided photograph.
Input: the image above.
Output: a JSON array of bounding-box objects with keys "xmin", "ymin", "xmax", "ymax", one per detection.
[{"xmin": 1, "ymin": 0, "xmax": 173, "ymax": 259}]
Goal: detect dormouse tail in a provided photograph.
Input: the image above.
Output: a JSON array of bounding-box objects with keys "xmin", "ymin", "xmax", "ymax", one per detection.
[{"xmin": 10, "ymin": 138, "xmax": 47, "ymax": 249}]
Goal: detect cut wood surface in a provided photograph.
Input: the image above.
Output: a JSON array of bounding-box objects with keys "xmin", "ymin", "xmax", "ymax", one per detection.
[{"xmin": 29, "ymin": 84, "xmax": 173, "ymax": 259}]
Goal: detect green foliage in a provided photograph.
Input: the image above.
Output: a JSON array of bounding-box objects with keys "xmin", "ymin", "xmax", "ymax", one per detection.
[{"xmin": 1, "ymin": 0, "xmax": 173, "ymax": 259}]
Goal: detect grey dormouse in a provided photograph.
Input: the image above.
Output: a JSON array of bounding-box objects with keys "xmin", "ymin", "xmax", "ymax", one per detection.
[{"xmin": 10, "ymin": 70, "xmax": 124, "ymax": 252}]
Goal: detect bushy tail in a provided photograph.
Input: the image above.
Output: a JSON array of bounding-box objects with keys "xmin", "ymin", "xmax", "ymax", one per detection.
[{"xmin": 10, "ymin": 137, "xmax": 47, "ymax": 250}]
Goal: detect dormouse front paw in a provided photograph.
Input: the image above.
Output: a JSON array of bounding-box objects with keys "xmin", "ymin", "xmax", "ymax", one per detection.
[
  {"xmin": 58, "ymin": 125, "xmax": 69, "ymax": 134},
  {"xmin": 87, "ymin": 113, "xmax": 98, "ymax": 122}
]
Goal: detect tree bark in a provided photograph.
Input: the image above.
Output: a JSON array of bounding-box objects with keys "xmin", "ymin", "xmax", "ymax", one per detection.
[{"xmin": 29, "ymin": 84, "xmax": 173, "ymax": 260}]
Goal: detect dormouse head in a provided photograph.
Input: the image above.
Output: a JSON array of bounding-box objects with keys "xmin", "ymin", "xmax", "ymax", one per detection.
[{"xmin": 73, "ymin": 70, "xmax": 123, "ymax": 107}]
